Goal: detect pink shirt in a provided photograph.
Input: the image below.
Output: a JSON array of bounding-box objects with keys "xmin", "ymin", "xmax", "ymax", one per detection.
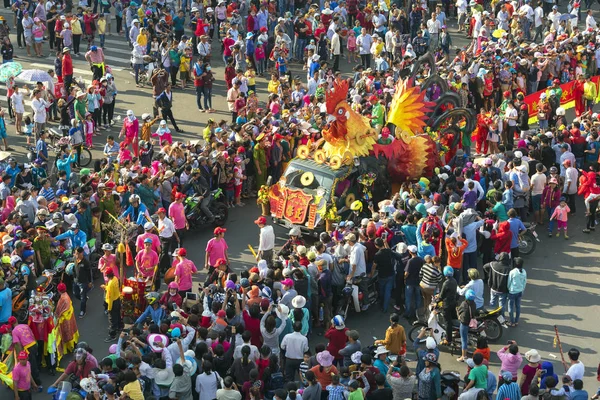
[
  {"xmin": 12, "ymin": 362, "xmax": 31, "ymax": 391},
  {"xmin": 173, "ymin": 258, "xmax": 197, "ymax": 291},
  {"xmin": 98, "ymin": 254, "xmax": 120, "ymax": 281},
  {"xmin": 205, "ymin": 238, "xmax": 228, "ymax": 267},
  {"xmin": 135, "ymin": 249, "xmax": 159, "ymax": 278},
  {"xmin": 169, "ymin": 202, "xmax": 186, "ymax": 229},
  {"xmin": 136, "ymin": 232, "xmax": 161, "ymax": 253},
  {"xmin": 122, "ymin": 117, "xmax": 139, "ymax": 139},
  {"xmin": 551, "ymin": 205, "xmax": 570, "ymax": 222},
  {"xmin": 12, "ymin": 324, "xmax": 36, "ymax": 349}
]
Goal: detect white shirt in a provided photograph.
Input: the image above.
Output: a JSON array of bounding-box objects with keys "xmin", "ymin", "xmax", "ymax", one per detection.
[
  {"xmin": 566, "ymin": 361, "xmax": 585, "ymax": 381},
  {"xmin": 549, "ymin": 11, "xmax": 561, "ymax": 31},
  {"xmin": 357, "ymin": 33, "xmax": 372, "ymax": 55},
  {"xmin": 427, "ymin": 19, "xmax": 440, "ymax": 34},
  {"xmin": 31, "ymin": 97, "xmax": 48, "ymax": 123},
  {"xmin": 349, "ymin": 242, "xmax": 366, "ymax": 277},
  {"xmin": 586, "ymin": 14, "xmax": 597, "ymax": 30},
  {"xmin": 457, "ymin": 0, "xmax": 467, "ymax": 13},
  {"xmin": 564, "ymin": 167, "xmax": 579, "ymax": 194},
  {"xmin": 519, "ymin": 4, "xmax": 534, "ymax": 20},
  {"xmin": 280, "ymin": 331, "xmax": 309, "ymax": 359},
  {"xmin": 158, "ymin": 216, "xmax": 176, "ymax": 238},
  {"xmin": 258, "ymin": 225, "xmax": 275, "ymax": 251},
  {"xmin": 233, "ymin": 343, "xmax": 260, "ymax": 362},
  {"xmin": 534, "ymin": 6, "xmax": 544, "ymax": 27},
  {"xmin": 531, "ymin": 172, "xmax": 546, "ymax": 196},
  {"xmin": 331, "ymin": 32, "xmax": 341, "ymax": 55}
]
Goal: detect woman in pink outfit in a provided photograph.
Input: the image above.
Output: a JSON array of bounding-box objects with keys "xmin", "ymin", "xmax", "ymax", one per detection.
[{"xmin": 119, "ymin": 109, "xmax": 139, "ymax": 156}]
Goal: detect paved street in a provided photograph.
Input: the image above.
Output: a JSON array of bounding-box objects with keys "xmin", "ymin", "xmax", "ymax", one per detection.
[{"xmin": 0, "ymin": 6, "xmax": 597, "ymax": 396}]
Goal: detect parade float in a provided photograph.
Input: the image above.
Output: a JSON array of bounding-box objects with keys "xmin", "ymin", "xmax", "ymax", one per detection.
[{"xmin": 266, "ymin": 54, "xmax": 476, "ymax": 234}]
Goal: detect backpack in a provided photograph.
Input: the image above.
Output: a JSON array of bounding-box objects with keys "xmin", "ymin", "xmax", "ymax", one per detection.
[{"xmin": 269, "ymin": 371, "xmax": 284, "ymax": 390}]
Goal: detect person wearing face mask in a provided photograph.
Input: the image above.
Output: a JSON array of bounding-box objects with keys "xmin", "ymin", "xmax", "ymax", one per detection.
[
  {"xmin": 159, "ymin": 281, "xmax": 183, "ymax": 308},
  {"xmin": 119, "ymin": 109, "xmax": 139, "ymax": 156}
]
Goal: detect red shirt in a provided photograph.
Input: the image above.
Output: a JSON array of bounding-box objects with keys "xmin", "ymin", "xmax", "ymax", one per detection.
[
  {"xmin": 325, "ymin": 327, "xmax": 348, "ymax": 360},
  {"xmin": 242, "ymin": 310, "xmax": 263, "ymax": 348},
  {"xmin": 62, "ymin": 54, "xmax": 73, "ymax": 76}
]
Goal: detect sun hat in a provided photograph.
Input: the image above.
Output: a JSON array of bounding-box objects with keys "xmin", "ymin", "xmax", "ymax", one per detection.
[
  {"xmin": 178, "ymin": 354, "xmax": 198, "ymax": 375},
  {"xmin": 350, "ymin": 351, "xmax": 363, "ymax": 364},
  {"xmin": 154, "ymin": 367, "xmax": 175, "ymax": 386},
  {"xmin": 147, "ymin": 333, "xmax": 169, "ymax": 352},
  {"xmin": 374, "ymin": 346, "xmax": 389, "ymax": 356},
  {"xmin": 276, "ymin": 304, "xmax": 289, "ymax": 319},
  {"xmin": 291, "ymin": 295, "xmax": 306, "ymax": 309},
  {"xmin": 525, "ymin": 349, "xmax": 541, "ymax": 363},
  {"xmin": 316, "ymin": 350, "xmax": 335, "ymax": 367}
]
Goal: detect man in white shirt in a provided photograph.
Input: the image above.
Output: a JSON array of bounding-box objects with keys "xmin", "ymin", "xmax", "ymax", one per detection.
[
  {"xmin": 427, "ymin": 12, "xmax": 441, "ymax": 48},
  {"xmin": 255, "ymin": 216, "xmax": 274, "ymax": 265},
  {"xmin": 533, "ymin": 4, "xmax": 544, "ymax": 42},
  {"xmin": 518, "ymin": 0, "xmax": 534, "ymax": 41},
  {"xmin": 280, "ymin": 321, "xmax": 309, "ymax": 381},
  {"xmin": 157, "ymin": 207, "xmax": 179, "ymax": 256},
  {"xmin": 548, "ymin": 6, "xmax": 561, "ymax": 32},
  {"xmin": 565, "ymin": 348, "xmax": 585, "ymax": 383},
  {"xmin": 356, "ymin": 28, "xmax": 373, "ymax": 68},
  {"xmin": 530, "ymin": 163, "xmax": 547, "ymax": 224},
  {"xmin": 330, "ymin": 27, "xmax": 341, "ymax": 72},
  {"xmin": 31, "ymin": 88, "xmax": 48, "ymax": 138},
  {"xmin": 346, "ymin": 233, "xmax": 366, "ymax": 280},
  {"xmin": 586, "ymin": 9, "xmax": 597, "ymax": 30},
  {"xmin": 456, "ymin": 0, "xmax": 467, "ymax": 31}
]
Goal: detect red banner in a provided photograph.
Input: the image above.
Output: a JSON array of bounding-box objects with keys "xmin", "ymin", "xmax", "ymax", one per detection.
[{"xmin": 523, "ymin": 76, "xmax": 600, "ymax": 120}]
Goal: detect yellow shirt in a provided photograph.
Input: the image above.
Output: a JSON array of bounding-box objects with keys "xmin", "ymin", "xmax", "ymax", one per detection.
[
  {"xmin": 137, "ymin": 33, "xmax": 148, "ymax": 47},
  {"xmin": 97, "ymin": 19, "xmax": 106, "ymax": 35},
  {"xmin": 267, "ymin": 80, "xmax": 280, "ymax": 94},
  {"xmin": 245, "ymin": 71, "xmax": 256, "ymax": 86},
  {"xmin": 92, "ymin": 216, "xmax": 101, "ymax": 233},
  {"xmin": 71, "ymin": 19, "xmax": 83, "ymax": 35},
  {"xmin": 122, "ymin": 380, "xmax": 144, "ymax": 400},
  {"xmin": 584, "ymin": 81, "xmax": 597, "ymax": 100},
  {"xmin": 180, "ymin": 55, "xmax": 190, "ymax": 72},
  {"xmin": 105, "ymin": 277, "xmax": 121, "ymax": 310}
]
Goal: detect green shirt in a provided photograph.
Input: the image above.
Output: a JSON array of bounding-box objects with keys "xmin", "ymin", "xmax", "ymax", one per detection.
[
  {"xmin": 74, "ymin": 99, "xmax": 87, "ymax": 123},
  {"xmin": 468, "ymin": 365, "xmax": 488, "ymax": 389},
  {"xmin": 32, "ymin": 236, "xmax": 52, "ymax": 264},
  {"xmin": 493, "ymin": 202, "xmax": 508, "ymax": 222},
  {"xmin": 486, "ymin": 188, "xmax": 499, "ymax": 205},
  {"xmin": 371, "ymin": 103, "xmax": 385, "ymax": 127}
]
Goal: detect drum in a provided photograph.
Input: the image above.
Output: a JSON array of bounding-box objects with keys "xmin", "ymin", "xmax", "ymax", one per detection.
[
  {"xmin": 122, "ymin": 286, "xmax": 134, "ymax": 300},
  {"xmin": 164, "ymin": 266, "xmax": 176, "ymax": 285},
  {"xmin": 125, "ymin": 277, "xmax": 147, "ymax": 315}
]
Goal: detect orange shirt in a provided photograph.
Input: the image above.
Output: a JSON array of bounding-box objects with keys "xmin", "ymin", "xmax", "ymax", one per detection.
[
  {"xmin": 474, "ymin": 347, "xmax": 491, "ymax": 361},
  {"xmin": 445, "ymin": 237, "xmax": 468, "ymax": 269},
  {"xmin": 309, "ymin": 365, "xmax": 339, "ymax": 388}
]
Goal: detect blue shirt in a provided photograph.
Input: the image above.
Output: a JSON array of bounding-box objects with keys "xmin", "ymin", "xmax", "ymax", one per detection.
[
  {"xmin": 502, "ymin": 188, "xmax": 513, "ymax": 210},
  {"xmin": 55, "ymin": 229, "xmax": 88, "ymax": 249},
  {"xmin": 135, "ymin": 305, "xmax": 166, "ymax": 325},
  {"xmin": 120, "ymin": 203, "xmax": 149, "ymax": 226},
  {"xmin": 57, "ymin": 154, "xmax": 77, "ymax": 179},
  {"xmin": 0, "ymin": 286, "xmax": 12, "ymax": 323},
  {"xmin": 508, "ymin": 218, "xmax": 526, "ymax": 249},
  {"xmin": 35, "ymin": 139, "xmax": 48, "ymax": 160},
  {"xmin": 463, "ymin": 220, "xmax": 485, "ymax": 253},
  {"xmin": 400, "ymin": 225, "xmax": 418, "ymax": 246}
]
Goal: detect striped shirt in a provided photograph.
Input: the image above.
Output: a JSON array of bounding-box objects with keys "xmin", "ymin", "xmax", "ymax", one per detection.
[
  {"xmin": 40, "ymin": 187, "xmax": 55, "ymax": 202},
  {"xmin": 326, "ymin": 384, "xmax": 346, "ymax": 400},
  {"xmin": 497, "ymin": 382, "xmax": 521, "ymax": 400},
  {"xmin": 419, "ymin": 263, "xmax": 442, "ymax": 288}
]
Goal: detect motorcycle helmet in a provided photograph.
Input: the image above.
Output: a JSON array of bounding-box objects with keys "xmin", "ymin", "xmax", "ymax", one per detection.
[
  {"xmin": 145, "ymin": 291, "xmax": 160, "ymax": 305},
  {"xmin": 549, "ymin": 166, "xmax": 558, "ymax": 174},
  {"xmin": 1, "ymin": 256, "xmax": 10, "ymax": 264},
  {"xmin": 168, "ymin": 282, "xmax": 179, "ymax": 290},
  {"xmin": 129, "ymin": 194, "xmax": 140, "ymax": 203},
  {"xmin": 52, "ymin": 212, "xmax": 63, "ymax": 222},
  {"xmin": 288, "ymin": 227, "xmax": 301, "ymax": 237},
  {"xmin": 65, "ymin": 262, "xmax": 75, "ymax": 275},
  {"xmin": 465, "ymin": 289, "xmax": 476, "ymax": 301},
  {"xmin": 423, "ymin": 352, "xmax": 438, "ymax": 364},
  {"xmin": 443, "ymin": 266, "xmax": 454, "ymax": 277},
  {"xmin": 350, "ymin": 200, "xmax": 363, "ymax": 212},
  {"xmin": 332, "ymin": 315, "xmax": 345, "ymax": 329},
  {"xmin": 106, "ymin": 73, "xmax": 113, "ymax": 79},
  {"xmin": 10, "ymin": 255, "xmax": 21, "ymax": 267}
]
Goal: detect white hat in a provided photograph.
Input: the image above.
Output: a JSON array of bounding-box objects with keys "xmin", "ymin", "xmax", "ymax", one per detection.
[
  {"xmin": 276, "ymin": 304, "xmax": 289, "ymax": 319},
  {"xmin": 408, "ymin": 245, "xmax": 418, "ymax": 253},
  {"xmin": 206, "ymin": 7, "xmax": 213, "ymax": 12},
  {"xmin": 438, "ymin": 173, "xmax": 449, "ymax": 180},
  {"xmin": 144, "ymin": 222, "xmax": 154, "ymax": 230},
  {"xmin": 361, "ymin": 218, "xmax": 370, "ymax": 226},
  {"xmin": 374, "ymin": 346, "xmax": 389, "ymax": 356},
  {"xmin": 64, "ymin": 213, "xmax": 78, "ymax": 225},
  {"xmin": 427, "ymin": 206, "xmax": 438, "ymax": 215},
  {"xmin": 153, "ymin": 367, "xmax": 175, "ymax": 386},
  {"xmin": 132, "ymin": 19, "xmax": 139, "ymax": 24},
  {"xmin": 525, "ymin": 349, "xmax": 541, "ymax": 363},
  {"xmin": 514, "ymin": 150, "xmax": 523, "ymax": 158},
  {"xmin": 102, "ymin": 243, "xmax": 114, "ymax": 251},
  {"xmin": 426, "ymin": 337, "xmax": 437, "ymax": 349},
  {"xmin": 291, "ymin": 295, "xmax": 306, "ymax": 309}
]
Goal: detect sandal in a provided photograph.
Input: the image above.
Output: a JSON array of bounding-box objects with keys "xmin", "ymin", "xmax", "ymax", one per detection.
[{"xmin": 439, "ymin": 339, "xmax": 450, "ymax": 346}]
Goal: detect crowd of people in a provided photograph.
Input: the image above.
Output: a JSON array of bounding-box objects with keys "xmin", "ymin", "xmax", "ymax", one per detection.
[{"xmin": 0, "ymin": 0, "xmax": 598, "ymax": 398}]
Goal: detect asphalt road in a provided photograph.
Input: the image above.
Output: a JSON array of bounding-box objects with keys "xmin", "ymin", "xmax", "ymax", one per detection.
[{"xmin": 0, "ymin": 6, "xmax": 597, "ymax": 397}]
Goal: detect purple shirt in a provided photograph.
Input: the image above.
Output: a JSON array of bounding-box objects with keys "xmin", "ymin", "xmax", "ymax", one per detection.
[{"xmin": 462, "ymin": 190, "xmax": 477, "ymax": 209}]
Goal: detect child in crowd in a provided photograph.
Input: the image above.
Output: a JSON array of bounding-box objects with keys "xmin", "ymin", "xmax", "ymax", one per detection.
[{"xmin": 550, "ymin": 196, "xmax": 570, "ymax": 239}]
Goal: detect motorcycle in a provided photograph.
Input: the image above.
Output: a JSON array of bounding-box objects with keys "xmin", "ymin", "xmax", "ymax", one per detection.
[
  {"xmin": 335, "ymin": 271, "xmax": 379, "ymax": 318},
  {"xmin": 185, "ymin": 189, "xmax": 229, "ymax": 228},
  {"xmin": 408, "ymin": 300, "xmax": 504, "ymax": 351},
  {"xmin": 518, "ymin": 222, "xmax": 539, "ymax": 256}
]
